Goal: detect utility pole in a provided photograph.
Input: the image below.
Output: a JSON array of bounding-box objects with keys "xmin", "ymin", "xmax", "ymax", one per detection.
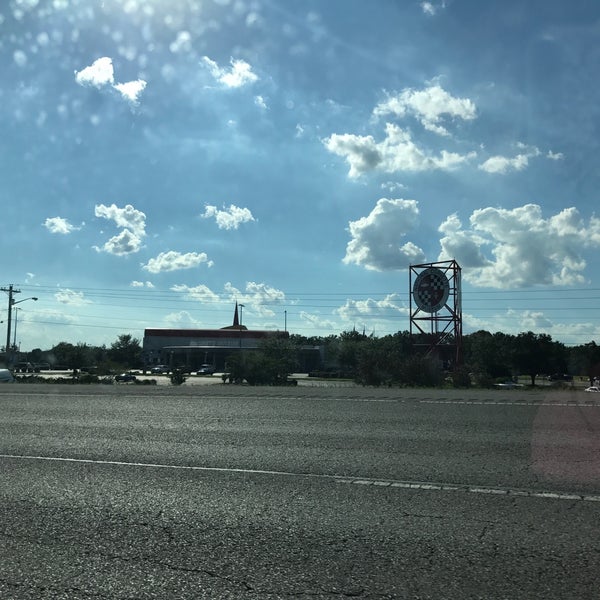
[{"xmin": 1, "ymin": 285, "xmax": 20, "ymax": 364}]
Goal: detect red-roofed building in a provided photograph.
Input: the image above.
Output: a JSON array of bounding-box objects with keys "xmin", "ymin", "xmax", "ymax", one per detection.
[{"xmin": 142, "ymin": 303, "xmax": 290, "ymax": 372}]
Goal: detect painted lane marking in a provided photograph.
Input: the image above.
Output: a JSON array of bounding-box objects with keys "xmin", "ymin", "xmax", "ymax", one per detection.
[
  {"xmin": 1, "ymin": 453, "xmax": 599, "ymax": 503},
  {"xmin": 420, "ymin": 400, "xmax": 600, "ymax": 407}
]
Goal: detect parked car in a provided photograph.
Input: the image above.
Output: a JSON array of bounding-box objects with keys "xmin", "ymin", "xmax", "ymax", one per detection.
[
  {"xmin": 150, "ymin": 365, "xmax": 170, "ymax": 374},
  {"xmin": 584, "ymin": 386, "xmax": 600, "ymax": 393},
  {"xmin": 115, "ymin": 373, "xmax": 137, "ymax": 383},
  {"xmin": 547, "ymin": 373, "xmax": 573, "ymax": 382},
  {"xmin": 197, "ymin": 364, "xmax": 216, "ymax": 375},
  {"xmin": 494, "ymin": 381, "xmax": 524, "ymax": 389},
  {"xmin": 0, "ymin": 369, "xmax": 15, "ymax": 383}
]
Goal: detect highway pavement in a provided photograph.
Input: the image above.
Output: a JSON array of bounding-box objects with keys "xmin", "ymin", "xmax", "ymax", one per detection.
[{"xmin": 0, "ymin": 384, "xmax": 599, "ymax": 598}]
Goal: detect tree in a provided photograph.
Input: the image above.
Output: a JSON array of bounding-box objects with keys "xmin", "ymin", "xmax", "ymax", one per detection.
[
  {"xmin": 569, "ymin": 341, "xmax": 600, "ymax": 384},
  {"xmin": 463, "ymin": 330, "xmax": 513, "ymax": 383},
  {"xmin": 108, "ymin": 334, "xmax": 142, "ymax": 369},
  {"xmin": 510, "ymin": 332, "xmax": 566, "ymax": 386},
  {"xmin": 224, "ymin": 334, "xmax": 298, "ymax": 386}
]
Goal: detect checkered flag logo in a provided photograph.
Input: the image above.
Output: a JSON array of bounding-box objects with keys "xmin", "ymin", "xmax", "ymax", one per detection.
[{"xmin": 413, "ymin": 267, "xmax": 450, "ymax": 313}]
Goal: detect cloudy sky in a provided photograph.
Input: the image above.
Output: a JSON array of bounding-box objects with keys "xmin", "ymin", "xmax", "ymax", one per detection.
[{"xmin": 2, "ymin": 0, "xmax": 600, "ymax": 351}]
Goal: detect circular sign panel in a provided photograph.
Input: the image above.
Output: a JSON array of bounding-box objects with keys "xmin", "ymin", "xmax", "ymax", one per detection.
[{"xmin": 413, "ymin": 267, "xmax": 450, "ymax": 313}]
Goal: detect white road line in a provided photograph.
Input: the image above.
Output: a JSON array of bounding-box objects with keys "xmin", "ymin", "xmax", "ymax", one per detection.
[
  {"xmin": 420, "ymin": 400, "xmax": 599, "ymax": 407},
  {"xmin": 1, "ymin": 453, "xmax": 599, "ymax": 503}
]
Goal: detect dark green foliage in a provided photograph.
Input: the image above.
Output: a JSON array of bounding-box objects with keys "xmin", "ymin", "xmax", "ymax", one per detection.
[
  {"xmin": 108, "ymin": 334, "xmax": 142, "ymax": 369},
  {"xmin": 450, "ymin": 365, "xmax": 471, "ymax": 388},
  {"xmin": 169, "ymin": 370, "xmax": 186, "ymax": 386},
  {"xmin": 223, "ymin": 334, "xmax": 298, "ymax": 386},
  {"xmin": 398, "ymin": 355, "xmax": 445, "ymax": 387}
]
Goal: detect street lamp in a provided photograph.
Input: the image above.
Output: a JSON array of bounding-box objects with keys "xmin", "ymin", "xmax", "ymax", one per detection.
[
  {"xmin": 238, "ymin": 304, "xmax": 245, "ymax": 350},
  {"xmin": 1, "ymin": 285, "xmax": 38, "ymax": 367},
  {"xmin": 13, "ymin": 308, "xmax": 19, "ymax": 351}
]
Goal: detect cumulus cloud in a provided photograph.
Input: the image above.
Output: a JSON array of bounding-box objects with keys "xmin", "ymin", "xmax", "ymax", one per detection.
[
  {"xmin": 131, "ymin": 281, "xmax": 154, "ymax": 288},
  {"xmin": 300, "ymin": 311, "xmax": 338, "ymax": 331},
  {"xmin": 479, "ymin": 145, "xmax": 541, "ymax": 174},
  {"xmin": 421, "ymin": 2, "xmax": 446, "ymax": 16},
  {"xmin": 55, "ymin": 288, "xmax": 91, "ymax": 306},
  {"xmin": 324, "ymin": 123, "xmax": 475, "ymax": 177},
  {"xmin": 44, "ymin": 216, "xmax": 78, "ymax": 234},
  {"xmin": 224, "ymin": 281, "xmax": 286, "ymax": 317},
  {"xmin": 142, "ymin": 251, "xmax": 212, "ymax": 273},
  {"xmin": 164, "ymin": 311, "xmax": 201, "ymax": 327},
  {"xmin": 171, "ymin": 284, "xmax": 220, "ymax": 303},
  {"xmin": 75, "ymin": 57, "xmax": 147, "ymax": 105},
  {"xmin": 373, "ymin": 85, "xmax": 477, "ymax": 136},
  {"xmin": 344, "ymin": 198, "xmax": 426, "ymax": 271},
  {"xmin": 93, "ymin": 203, "xmax": 146, "ymax": 256},
  {"xmin": 336, "ymin": 294, "xmax": 407, "ymax": 321},
  {"xmin": 202, "ymin": 56, "xmax": 258, "ymax": 88},
  {"xmin": 254, "ymin": 95, "xmax": 268, "ymax": 110},
  {"xmin": 438, "ymin": 204, "xmax": 600, "ymax": 287},
  {"xmin": 95, "ymin": 203, "xmax": 146, "ymax": 237},
  {"xmin": 113, "ymin": 79, "xmax": 147, "ymax": 105},
  {"xmin": 75, "ymin": 57, "xmax": 115, "ymax": 87},
  {"xmin": 201, "ymin": 204, "xmax": 255, "ymax": 230},
  {"xmin": 95, "ymin": 229, "xmax": 144, "ymax": 256}
]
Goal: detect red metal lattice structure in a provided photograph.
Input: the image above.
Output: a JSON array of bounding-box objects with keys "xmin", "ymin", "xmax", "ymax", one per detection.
[{"xmin": 409, "ymin": 260, "xmax": 462, "ymax": 367}]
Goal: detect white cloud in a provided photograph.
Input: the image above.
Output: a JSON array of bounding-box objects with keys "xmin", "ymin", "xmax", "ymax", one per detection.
[
  {"xmin": 55, "ymin": 288, "xmax": 92, "ymax": 306},
  {"xmin": 142, "ymin": 251, "xmax": 212, "ymax": 273},
  {"xmin": 113, "ymin": 79, "xmax": 147, "ymax": 105},
  {"xmin": 75, "ymin": 57, "xmax": 115, "ymax": 88},
  {"xmin": 95, "ymin": 229, "xmax": 144, "ymax": 256},
  {"xmin": 130, "ymin": 280, "xmax": 154, "ymax": 288},
  {"xmin": 438, "ymin": 213, "xmax": 489, "ymax": 268},
  {"xmin": 344, "ymin": 198, "xmax": 426, "ymax": 271},
  {"xmin": 224, "ymin": 281, "xmax": 286, "ymax": 317},
  {"xmin": 438, "ymin": 204, "xmax": 600, "ymax": 288},
  {"xmin": 202, "ymin": 204, "xmax": 255, "ymax": 230},
  {"xmin": 336, "ymin": 294, "xmax": 407, "ymax": 321},
  {"xmin": 300, "ymin": 311, "xmax": 338, "ymax": 331},
  {"xmin": 421, "ymin": 2, "xmax": 436, "ymax": 15},
  {"xmin": 547, "ymin": 150, "xmax": 564, "ymax": 160},
  {"xmin": 164, "ymin": 311, "xmax": 200, "ymax": 327},
  {"xmin": 373, "ymin": 85, "xmax": 477, "ymax": 136},
  {"xmin": 202, "ymin": 56, "xmax": 258, "ymax": 88},
  {"xmin": 324, "ymin": 123, "xmax": 475, "ymax": 178},
  {"xmin": 95, "ymin": 203, "xmax": 146, "ymax": 237},
  {"xmin": 76, "ymin": 57, "xmax": 147, "ymax": 105},
  {"xmin": 421, "ymin": 1, "xmax": 446, "ymax": 16},
  {"xmin": 254, "ymin": 95, "xmax": 268, "ymax": 110},
  {"xmin": 44, "ymin": 216, "xmax": 77, "ymax": 234},
  {"xmin": 479, "ymin": 145, "xmax": 541, "ymax": 174},
  {"xmin": 94, "ymin": 203, "xmax": 146, "ymax": 255},
  {"xmin": 171, "ymin": 284, "xmax": 220, "ymax": 303}
]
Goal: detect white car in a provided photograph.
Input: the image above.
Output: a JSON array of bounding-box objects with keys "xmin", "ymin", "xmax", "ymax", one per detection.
[
  {"xmin": 0, "ymin": 368, "xmax": 15, "ymax": 383},
  {"xmin": 584, "ymin": 386, "xmax": 600, "ymax": 392}
]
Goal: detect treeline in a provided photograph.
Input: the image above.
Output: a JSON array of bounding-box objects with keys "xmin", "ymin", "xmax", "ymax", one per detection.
[
  {"xmin": 290, "ymin": 330, "xmax": 600, "ymax": 387},
  {"xmin": 24, "ymin": 330, "xmax": 600, "ymax": 387},
  {"xmin": 26, "ymin": 334, "xmax": 143, "ymax": 374}
]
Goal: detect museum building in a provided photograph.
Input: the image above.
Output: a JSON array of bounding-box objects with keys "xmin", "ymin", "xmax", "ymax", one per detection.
[{"xmin": 142, "ymin": 303, "xmax": 291, "ymax": 372}]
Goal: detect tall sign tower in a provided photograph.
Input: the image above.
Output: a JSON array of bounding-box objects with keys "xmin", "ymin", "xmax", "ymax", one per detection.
[{"xmin": 409, "ymin": 260, "xmax": 462, "ymax": 366}]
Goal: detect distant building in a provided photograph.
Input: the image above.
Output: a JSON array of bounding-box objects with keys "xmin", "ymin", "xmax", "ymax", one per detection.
[{"xmin": 142, "ymin": 303, "xmax": 294, "ymax": 372}]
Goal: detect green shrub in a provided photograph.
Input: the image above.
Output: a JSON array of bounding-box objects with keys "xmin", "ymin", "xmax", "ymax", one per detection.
[{"xmin": 169, "ymin": 370, "xmax": 186, "ymax": 386}]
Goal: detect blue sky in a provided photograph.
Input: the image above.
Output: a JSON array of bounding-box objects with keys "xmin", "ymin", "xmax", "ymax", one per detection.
[{"xmin": 2, "ymin": 0, "xmax": 600, "ymax": 351}]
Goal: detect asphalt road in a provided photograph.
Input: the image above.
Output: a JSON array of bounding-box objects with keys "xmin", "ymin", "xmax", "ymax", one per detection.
[{"xmin": 1, "ymin": 384, "xmax": 599, "ymax": 599}]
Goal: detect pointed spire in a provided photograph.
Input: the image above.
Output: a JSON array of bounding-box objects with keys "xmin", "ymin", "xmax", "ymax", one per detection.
[{"xmin": 233, "ymin": 301, "xmax": 239, "ymax": 327}]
